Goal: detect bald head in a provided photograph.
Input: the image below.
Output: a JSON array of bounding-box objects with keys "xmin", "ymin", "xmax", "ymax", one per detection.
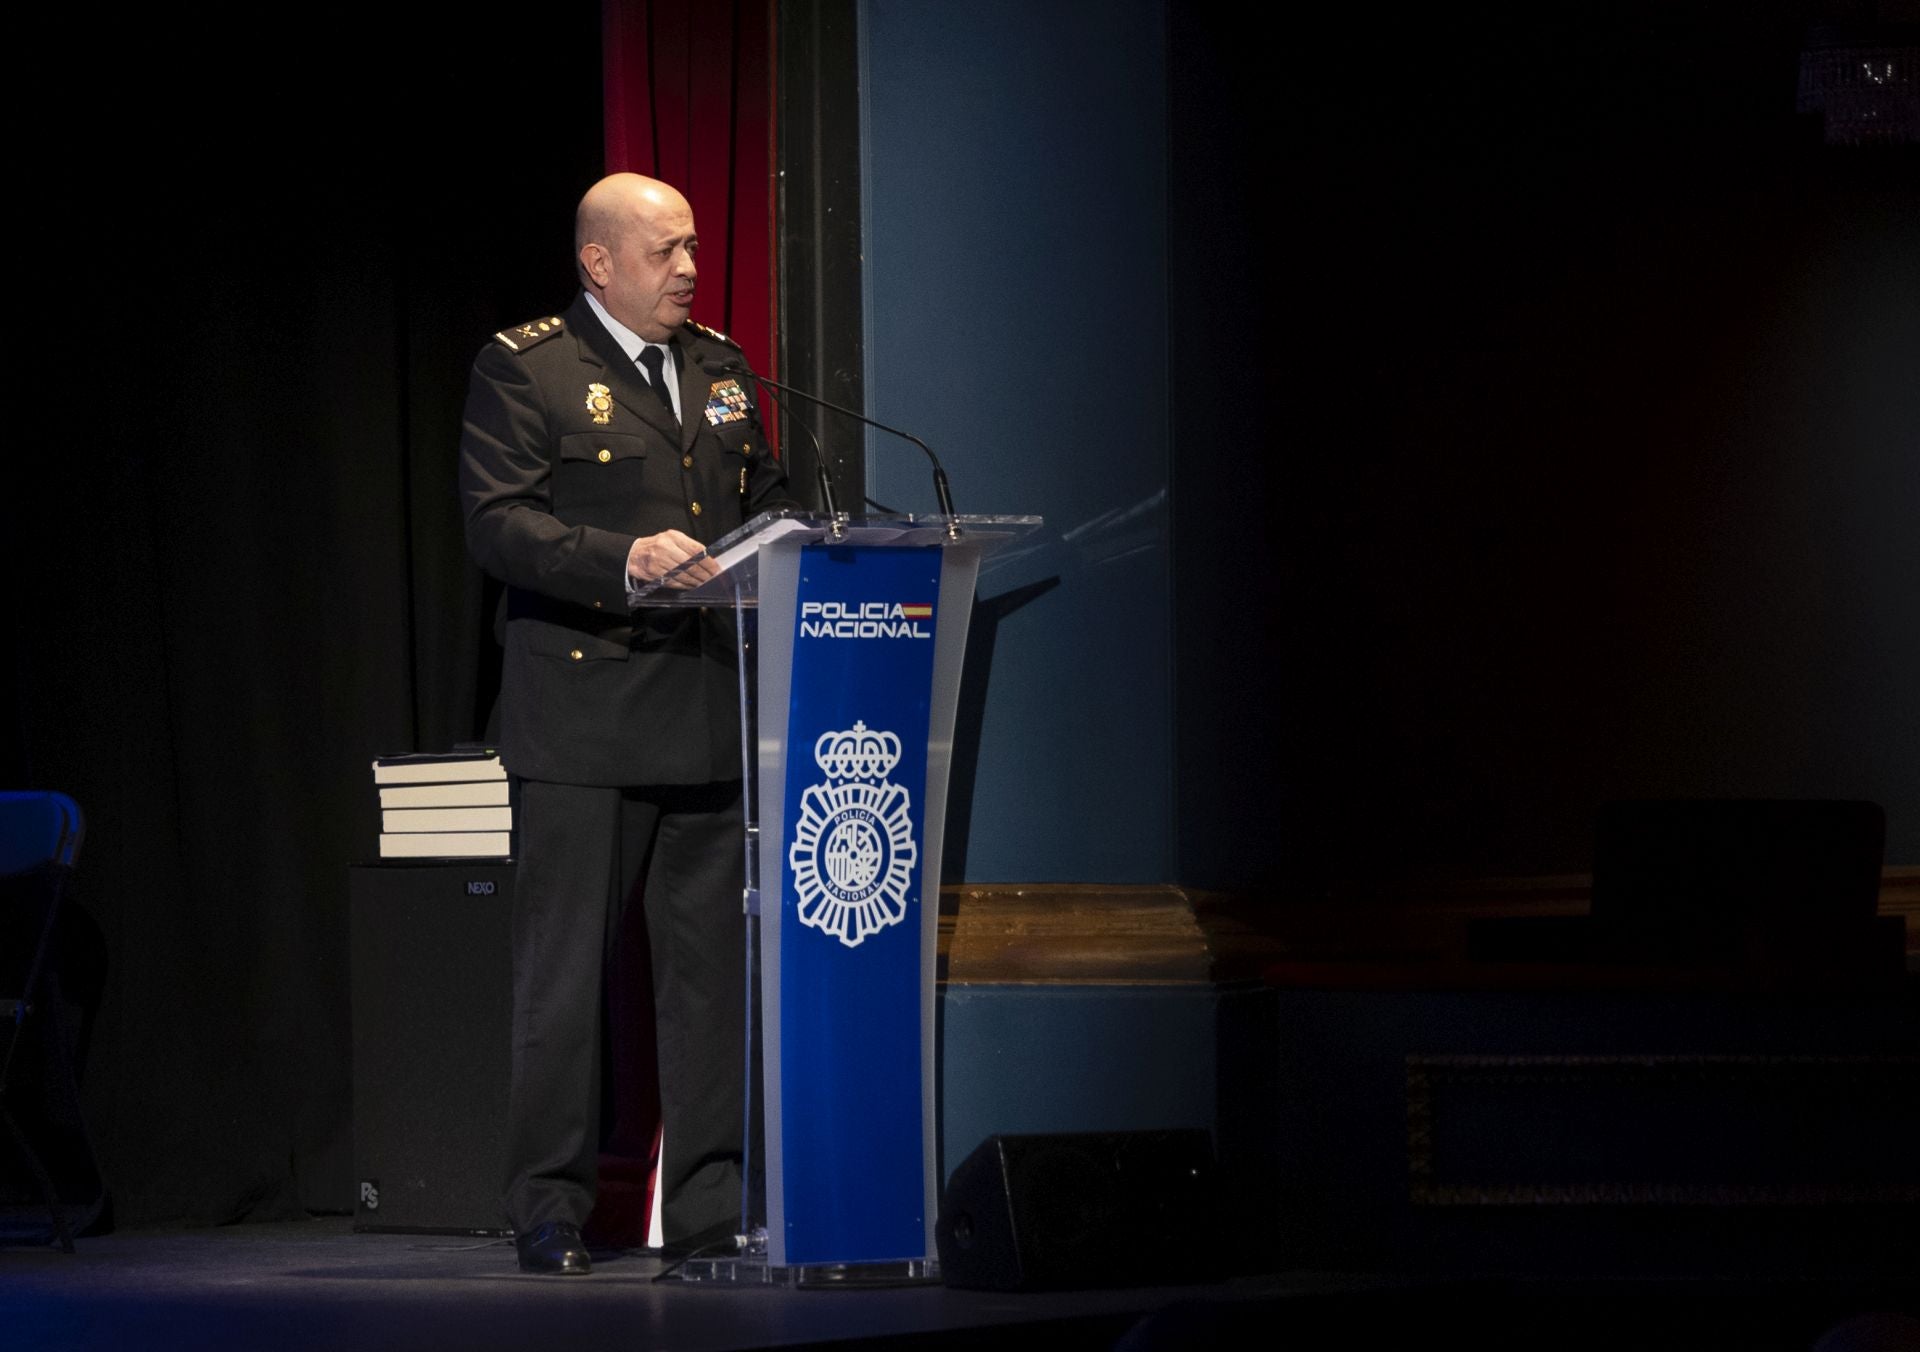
[
  {"xmin": 575, "ymin": 173, "xmax": 700, "ymax": 341},
  {"xmin": 575, "ymin": 174, "xmax": 689, "ymax": 264}
]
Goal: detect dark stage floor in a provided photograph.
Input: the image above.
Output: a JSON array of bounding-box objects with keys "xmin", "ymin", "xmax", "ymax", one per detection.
[{"xmin": 3, "ymin": 1217, "xmax": 1917, "ymax": 1352}]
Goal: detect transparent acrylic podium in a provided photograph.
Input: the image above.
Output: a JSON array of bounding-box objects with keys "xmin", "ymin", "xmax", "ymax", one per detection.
[{"xmin": 633, "ymin": 511, "xmax": 1041, "ymax": 1286}]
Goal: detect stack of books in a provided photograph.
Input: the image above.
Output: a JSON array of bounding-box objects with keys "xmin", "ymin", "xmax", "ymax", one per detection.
[{"xmin": 372, "ymin": 750, "xmax": 512, "ymax": 859}]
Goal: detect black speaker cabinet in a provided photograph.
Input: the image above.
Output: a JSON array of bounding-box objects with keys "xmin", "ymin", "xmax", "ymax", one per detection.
[
  {"xmin": 349, "ymin": 862, "xmax": 514, "ymax": 1235},
  {"xmin": 936, "ymin": 1129, "xmax": 1220, "ymax": 1291}
]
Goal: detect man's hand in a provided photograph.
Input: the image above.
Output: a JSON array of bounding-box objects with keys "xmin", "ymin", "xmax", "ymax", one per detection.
[{"xmin": 627, "ymin": 530, "xmax": 718, "ymax": 589}]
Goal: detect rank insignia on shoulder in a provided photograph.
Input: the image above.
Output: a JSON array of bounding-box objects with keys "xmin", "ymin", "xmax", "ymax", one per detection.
[
  {"xmin": 494, "ymin": 316, "xmax": 566, "ymax": 352},
  {"xmin": 685, "ymin": 319, "xmax": 741, "ymax": 350},
  {"xmin": 704, "ymin": 379, "xmax": 751, "ymax": 427}
]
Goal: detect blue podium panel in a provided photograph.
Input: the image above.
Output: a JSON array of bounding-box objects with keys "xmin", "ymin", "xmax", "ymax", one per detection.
[
  {"xmin": 774, "ymin": 545, "xmax": 943, "ymax": 1264},
  {"xmin": 634, "ymin": 513, "xmax": 1036, "ymax": 1278}
]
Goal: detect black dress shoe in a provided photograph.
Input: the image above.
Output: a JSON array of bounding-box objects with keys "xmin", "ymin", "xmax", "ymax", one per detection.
[{"xmin": 515, "ymin": 1221, "xmax": 591, "ymax": 1274}]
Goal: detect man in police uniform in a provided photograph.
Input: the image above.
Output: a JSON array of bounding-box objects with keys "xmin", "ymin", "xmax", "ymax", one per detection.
[{"xmin": 459, "ymin": 173, "xmax": 790, "ymax": 1274}]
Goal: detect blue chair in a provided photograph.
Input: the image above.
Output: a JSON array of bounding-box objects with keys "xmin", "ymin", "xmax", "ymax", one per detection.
[{"xmin": 1, "ymin": 790, "xmax": 99, "ymax": 1251}]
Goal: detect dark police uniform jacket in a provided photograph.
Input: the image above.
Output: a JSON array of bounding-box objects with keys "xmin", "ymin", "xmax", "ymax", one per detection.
[{"xmin": 458, "ymin": 293, "xmax": 789, "ymax": 786}]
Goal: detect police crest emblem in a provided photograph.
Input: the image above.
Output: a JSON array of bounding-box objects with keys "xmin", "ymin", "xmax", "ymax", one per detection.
[{"xmin": 787, "ymin": 721, "xmax": 919, "ymax": 948}]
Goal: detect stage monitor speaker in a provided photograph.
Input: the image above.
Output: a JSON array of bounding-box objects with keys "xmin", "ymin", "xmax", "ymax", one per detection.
[
  {"xmin": 936, "ymin": 1128, "xmax": 1220, "ymax": 1291},
  {"xmin": 349, "ymin": 861, "xmax": 514, "ymax": 1236}
]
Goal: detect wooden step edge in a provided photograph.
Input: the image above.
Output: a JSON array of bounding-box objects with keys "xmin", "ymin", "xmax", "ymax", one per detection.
[{"xmin": 935, "ymin": 871, "xmax": 1920, "ymax": 985}]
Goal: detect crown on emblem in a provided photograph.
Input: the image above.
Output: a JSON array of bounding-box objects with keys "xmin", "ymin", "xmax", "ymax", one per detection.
[{"xmin": 813, "ymin": 721, "xmax": 902, "ymax": 782}]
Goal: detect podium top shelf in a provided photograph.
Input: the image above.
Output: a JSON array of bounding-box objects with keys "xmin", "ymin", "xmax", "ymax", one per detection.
[{"xmin": 629, "ymin": 511, "xmax": 1044, "ymax": 608}]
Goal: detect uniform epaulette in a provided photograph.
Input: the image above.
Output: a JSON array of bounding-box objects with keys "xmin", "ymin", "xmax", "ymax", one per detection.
[
  {"xmin": 493, "ymin": 315, "xmax": 567, "ymax": 352},
  {"xmin": 684, "ymin": 319, "xmax": 741, "ymax": 350}
]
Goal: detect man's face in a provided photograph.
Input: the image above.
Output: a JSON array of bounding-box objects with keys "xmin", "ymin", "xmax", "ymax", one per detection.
[{"xmin": 594, "ymin": 192, "xmax": 698, "ymax": 342}]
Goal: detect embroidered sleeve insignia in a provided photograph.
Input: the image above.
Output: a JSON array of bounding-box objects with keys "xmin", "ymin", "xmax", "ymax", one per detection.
[
  {"xmin": 684, "ymin": 319, "xmax": 741, "ymax": 349},
  {"xmin": 493, "ymin": 316, "xmax": 566, "ymax": 352}
]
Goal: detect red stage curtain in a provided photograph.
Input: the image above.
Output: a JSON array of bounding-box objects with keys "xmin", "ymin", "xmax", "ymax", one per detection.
[
  {"xmin": 590, "ymin": 0, "xmax": 780, "ymax": 1249},
  {"xmin": 604, "ymin": 0, "xmax": 780, "ymax": 410}
]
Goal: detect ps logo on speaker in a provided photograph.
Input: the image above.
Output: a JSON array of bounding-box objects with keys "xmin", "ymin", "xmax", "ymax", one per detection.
[{"xmin": 359, "ymin": 1180, "xmax": 380, "ymax": 1210}]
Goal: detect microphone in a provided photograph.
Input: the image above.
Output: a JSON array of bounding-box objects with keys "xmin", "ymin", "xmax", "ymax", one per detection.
[
  {"xmin": 700, "ymin": 352, "xmax": 960, "ymax": 534},
  {"xmin": 698, "ymin": 352, "xmax": 841, "ymax": 527},
  {"xmin": 765, "ymin": 383, "xmax": 847, "ymax": 539},
  {"xmin": 760, "ymin": 383, "xmax": 844, "ymax": 527}
]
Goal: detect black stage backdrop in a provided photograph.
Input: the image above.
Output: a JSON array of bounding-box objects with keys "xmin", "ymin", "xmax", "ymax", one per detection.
[
  {"xmin": 1172, "ymin": 3, "xmax": 1920, "ymax": 887},
  {"xmin": 8, "ymin": 0, "xmax": 1918, "ymax": 1230},
  {"xmin": 8, "ymin": 6, "xmax": 603, "ymax": 1224}
]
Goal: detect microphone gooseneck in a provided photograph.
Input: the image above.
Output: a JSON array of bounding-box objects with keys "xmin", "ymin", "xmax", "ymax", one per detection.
[
  {"xmin": 700, "ymin": 352, "xmax": 960, "ymax": 537},
  {"xmin": 702, "ymin": 353, "xmax": 843, "ymax": 535}
]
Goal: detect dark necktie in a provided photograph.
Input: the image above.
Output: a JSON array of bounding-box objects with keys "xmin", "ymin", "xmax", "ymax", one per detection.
[{"xmin": 638, "ymin": 346, "xmax": 677, "ymax": 424}]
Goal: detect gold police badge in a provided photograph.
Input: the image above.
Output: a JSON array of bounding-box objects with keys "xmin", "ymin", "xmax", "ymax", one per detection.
[{"xmin": 586, "ymin": 383, "xmax": 614, "ymax": 425}]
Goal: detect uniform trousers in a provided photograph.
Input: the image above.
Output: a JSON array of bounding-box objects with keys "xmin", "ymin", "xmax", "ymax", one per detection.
[{"xmin": 504, "ymin": 776, "xmax": 746, "ymax": 1245}]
